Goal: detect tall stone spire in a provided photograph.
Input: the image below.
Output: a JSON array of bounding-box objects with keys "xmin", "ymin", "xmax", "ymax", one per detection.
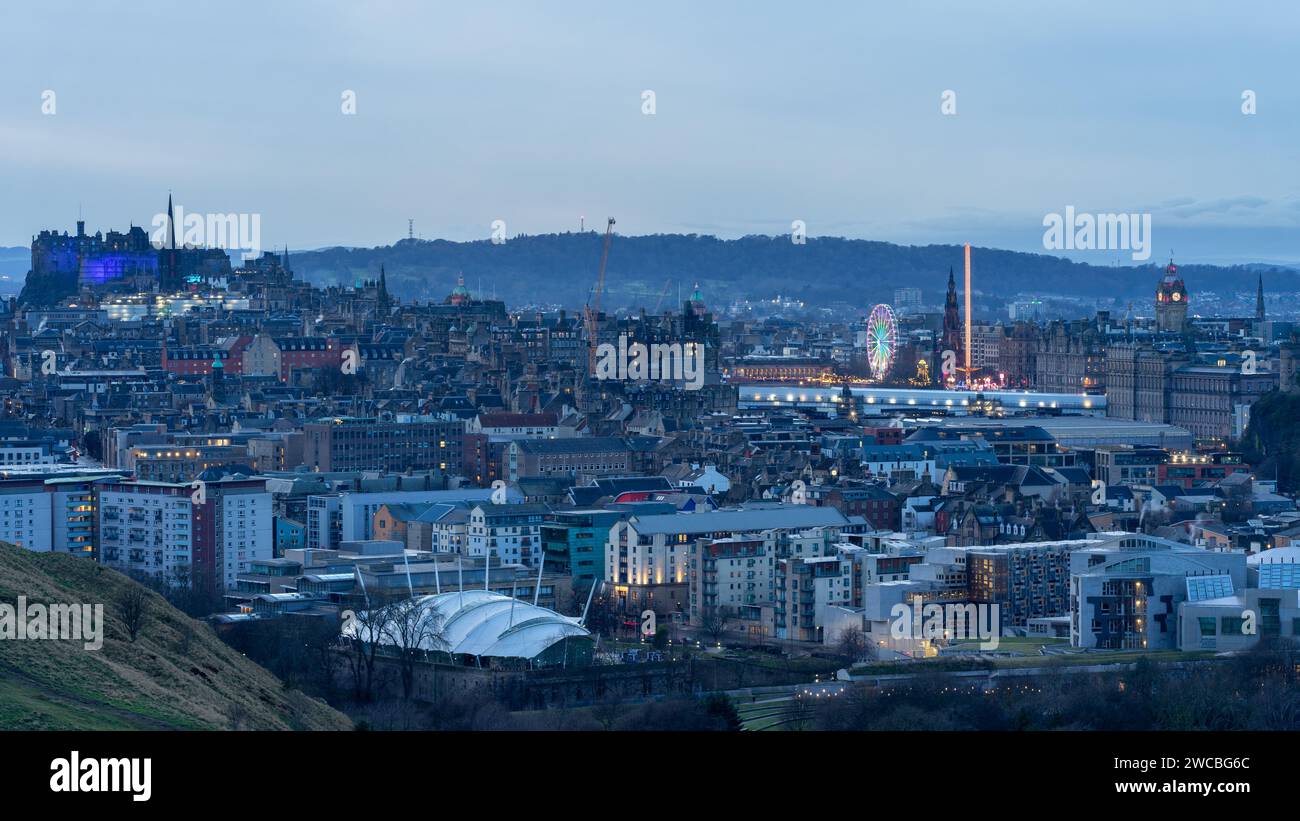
[{"xmin": 1256, "ymin": 273, "xmax": 1265, "ymax": 322}]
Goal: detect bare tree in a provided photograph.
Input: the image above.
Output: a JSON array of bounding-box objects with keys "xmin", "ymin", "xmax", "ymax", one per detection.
[
  {"xmin": 343, "ymin": 593, "xmax": 399, "ymax": 702},
  {"xmin": 698, "ymin": 605, "xmax": 729, "ymax": 645},
  {"xmin": 578, "ymin": 586, "xmax": 616, "ymax": 638},
  {"xmin": 381, "ymin": 596, "xmax": 449, "ymax": 700},
  {"xmin": 117, "ymin": 585, "xmax": 149, "ymax": 642},
  {"xmin": 835, "ymin": 626, "xmax": 869, "ymax": 665},
  {"xmin": 591, "ymin": 699, "xmax": 626, "ymax": 731}
]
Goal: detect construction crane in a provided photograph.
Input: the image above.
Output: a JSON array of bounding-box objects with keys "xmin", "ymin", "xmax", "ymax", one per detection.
[
  {"xmin": 652, "ymin": 278, "xmax": 672, "ymax": 314},
  {"xmin": 585, "ymin": 217, "xmax": 615, "ymax": 374}
]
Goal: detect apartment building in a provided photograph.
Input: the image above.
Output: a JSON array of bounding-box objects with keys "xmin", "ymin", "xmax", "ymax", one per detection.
[
  {"xmin": 303, "ymin": 416, "xmax": 464, "ymax": 474},
  {"xmin": 98, "ymin": 476, "xmax": 272, "ymax": 592},
  {"xmin": 775, "ymin": 552, "xmax": 855, "ymax": 642},
  {"xmin": 466, "ymin": 502, "xmax": 549, "ymax": 567},
  {"xmin": 540, "ymin": 508, "xmax": 626, "ymax": 584},
  {"xmin": 609, "ymin": 505, "xmax": 850, "ymax": 619},
  {"xmin": 690, "ymin": 534, "xmax": 772, "ymax": 619},
  {"xmin": 508, "ymin": 437, "xmax": 634, "ymax": 482},
  {"xmin": 0, "ymin": 472, "xmax": 116, "ymax": 555}
]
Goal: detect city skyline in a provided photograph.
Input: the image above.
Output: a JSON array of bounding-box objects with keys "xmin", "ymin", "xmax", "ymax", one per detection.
[{"xmin": 4, "ymin": 0, "xmax": 1300, "ymax": 785}]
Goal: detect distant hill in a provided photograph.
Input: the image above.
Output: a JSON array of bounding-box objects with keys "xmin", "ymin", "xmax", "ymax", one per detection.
[
  {"xmin": 0, "ymin": 247, "xmax": 26, "ymax": 296},
  {"xmin": 286, "ymin": 233, "xmax": 1300, "ymax": 311},
  {"xmin": 0, "ymin": 542, "xmax": 351, "ymax": 730}
]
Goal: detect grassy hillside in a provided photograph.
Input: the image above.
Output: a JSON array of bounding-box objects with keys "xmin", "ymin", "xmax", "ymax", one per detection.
[{"xmin": 0, "ymin": 542, "xmax": 351, "ymax": 730}]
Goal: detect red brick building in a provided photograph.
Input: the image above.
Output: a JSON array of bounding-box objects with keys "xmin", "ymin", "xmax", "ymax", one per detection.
[{"xmin": 162, "ymin": 335, "xmax": 251, "ymax": 376}]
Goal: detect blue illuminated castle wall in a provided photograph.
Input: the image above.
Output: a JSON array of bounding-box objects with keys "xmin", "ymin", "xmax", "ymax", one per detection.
[{"xmin": 31, "ymin": 217, "xmax": 231, "ymax": 292}]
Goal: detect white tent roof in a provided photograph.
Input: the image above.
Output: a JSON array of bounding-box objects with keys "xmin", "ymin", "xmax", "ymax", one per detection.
[{"xmin": 346, "ymin": 590, "xmax": 591, "ymax": 660}]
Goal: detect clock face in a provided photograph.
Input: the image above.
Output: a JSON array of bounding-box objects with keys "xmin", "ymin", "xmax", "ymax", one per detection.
[{"xmin": 1172, "ymin": 292, "xmax": 1182, "ymax": 302}]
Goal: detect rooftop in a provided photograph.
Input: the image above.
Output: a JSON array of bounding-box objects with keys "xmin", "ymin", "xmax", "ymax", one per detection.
[{"xmin": 630, "ymin": 505, "xmax": 849, "ymax": 535}]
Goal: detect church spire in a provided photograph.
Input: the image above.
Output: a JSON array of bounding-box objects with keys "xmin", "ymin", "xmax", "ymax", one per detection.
[
  {"xmin": 167, "ymin": 192, "xmax": 176, "ymax": 251},
  {"xmin": 941, "ymin": 266, "xmax": 963, "ymax": 372},
  {"xmin": 162, "ymin": 191, "xmax": 178, "ymax": 292},
  {"xmin": 1257, "ymin": 273, "xmax": 1266, "ymax": 322},
  {"xmin": 377, "ymin": 265, "xmax": 391, "ymax": 312}
]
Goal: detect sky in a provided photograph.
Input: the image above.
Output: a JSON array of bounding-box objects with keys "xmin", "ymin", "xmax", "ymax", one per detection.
[{"xmin": 1, "ymin": 0, "xmax": 1299, "ymax": 264}]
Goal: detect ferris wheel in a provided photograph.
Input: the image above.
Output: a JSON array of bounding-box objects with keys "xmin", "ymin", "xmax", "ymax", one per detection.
[{"xmin": 866, "ymin": 303, "xmax": 898, "ymax": 381}]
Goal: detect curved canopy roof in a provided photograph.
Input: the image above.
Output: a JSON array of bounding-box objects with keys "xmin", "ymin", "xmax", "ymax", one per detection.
[{"xmin": 346, "ymin": 590, "xmax": 592, "ymax": 660}]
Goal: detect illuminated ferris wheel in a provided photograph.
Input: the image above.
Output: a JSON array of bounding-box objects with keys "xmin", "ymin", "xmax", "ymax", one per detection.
[{"xmin": 866, "ymin": 303, "xmax": 898, "ymax": 381}]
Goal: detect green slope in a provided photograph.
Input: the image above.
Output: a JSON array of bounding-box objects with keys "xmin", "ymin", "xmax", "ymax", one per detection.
[{"xmin": 0, "ymin": 542, "xmax": 351, "ymax": 730}]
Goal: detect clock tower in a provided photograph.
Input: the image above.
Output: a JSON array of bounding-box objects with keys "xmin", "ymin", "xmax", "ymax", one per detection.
[{"xmin": 1155, "ymin": 259, "xmax": 1188, "ymax": 333}]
